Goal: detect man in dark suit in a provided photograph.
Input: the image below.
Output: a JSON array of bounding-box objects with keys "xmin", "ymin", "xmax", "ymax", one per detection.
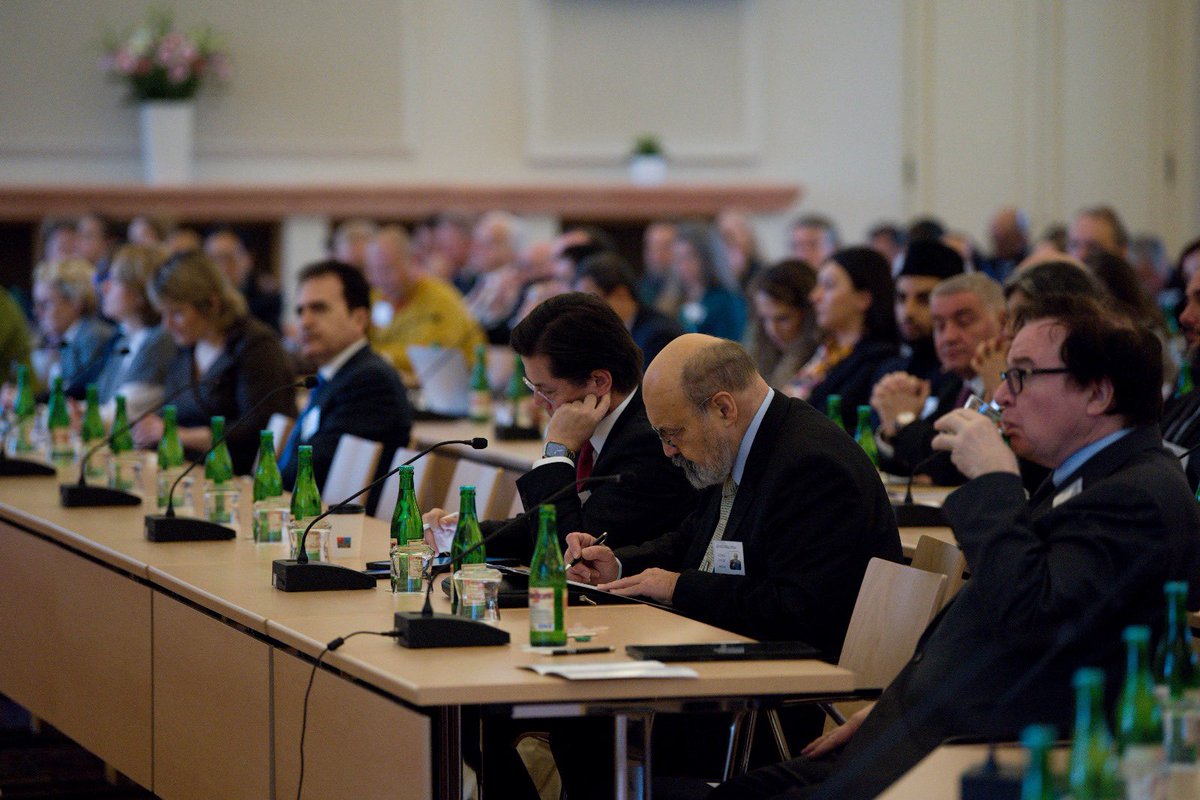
[
  {"xmin": 278, "ymin": 261, "xmax": 411, "ymax": 507},
  {"xmin": 554, "ymin": 335, "xmax": 901, "ymax": 799},
  {"xmin": 575, "ymin": 251, "xmax": 684, "ymax": 370},
  {"xmin": 569, "ymin": 333, "xmax": 901, "ymax": 651},
  {"xmin": 1162, "ymin": 262, "xmax": 1200, "ymax": 488},
  {"xmin": 423, "ymin": 292, "xmax": 699, "ymax": 557},
  {"xmin": 712, "ymin": 295, "xmax": 1200, "ymax": 800},
  {"xmin": 872, "ymin": 272, "xmax": 1005, "ymax": 485}
]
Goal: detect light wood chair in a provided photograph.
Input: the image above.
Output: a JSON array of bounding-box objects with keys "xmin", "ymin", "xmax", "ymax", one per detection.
[
  {"xmin": 443, "ymin": 459, "xmax": 507, "ymax": 519},
  {"xmin": 372, "ymin": 447, "xmax": 433, "ymax": 521},
  {"xmin": 320, "ymin": 434, "xmax": 383, "ymax": 506},
  {"xmin": 755, "ymin": 558, "xmax": 948, "ymax": 765},
  {"xmin": 266, "ymin": 413, "xmax": 294, "ymax": 458},
  {"xmin": 910, "ymin": 534, "xmax": 968, "ymax": 608}
]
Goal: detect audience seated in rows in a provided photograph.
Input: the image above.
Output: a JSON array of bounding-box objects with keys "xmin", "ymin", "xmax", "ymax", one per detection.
[
  {"xmin": 574, "ymin": 251, "xmax": 683, "ymax": 370},
  {"xmin": 745, "ymin": 259, "xmax": 819, "ymax": 390},
  {"xmin": 674, "ymin": 223, "xmax": 747, "ymax": 341},
  {"xmin": 205, "ymin": 227, "xmax": 282, "ymax": 333},
  {"xmin": 32, "ymin": 258, "xmax": 117, "ymax": 399}
]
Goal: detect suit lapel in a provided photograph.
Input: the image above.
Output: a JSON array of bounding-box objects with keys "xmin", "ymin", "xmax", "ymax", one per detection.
[
  {"xmin": 720, "ymin": 393, "xmax": 787, "ymax": 543},
  {"xmin": 591, "ymin": 390, "xmax": 643, "ymax": 478},
  {"xmin": 1034, "ymin": 427, "xmax": 1166, "ymax": 516}
]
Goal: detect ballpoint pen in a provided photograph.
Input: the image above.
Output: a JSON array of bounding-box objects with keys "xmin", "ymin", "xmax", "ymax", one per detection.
[{"xmin": 567, "ymin": 531, "xmax": 608, "ymax": 568}]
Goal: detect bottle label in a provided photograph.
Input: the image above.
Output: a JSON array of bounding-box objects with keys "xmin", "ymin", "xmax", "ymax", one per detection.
[
  {"xmin": 470, "ymin": 390, "xmax": 491, "ymax": 421},
  {"xmin": 529, "ymin": 586, "xmax": 561, "ymax": 632},
  {"xmin": 1121, "ymin": 744, "xmax": 1165, "ymax": 800}
]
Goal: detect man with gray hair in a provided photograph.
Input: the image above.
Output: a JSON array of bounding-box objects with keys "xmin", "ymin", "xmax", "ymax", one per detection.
[
  {"xmin": 871, "ymin": 272, "xmax": 1006, "ymax": 483},
  {"xmin": 789, "ymin": 213, "xmax": 839, "ymax": 267},
  {"xmin": 464, "ymin": 210, "xmax": 526, "ymax": 342}
]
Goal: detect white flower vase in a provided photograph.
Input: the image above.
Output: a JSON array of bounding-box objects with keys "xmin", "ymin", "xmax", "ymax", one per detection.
[
  {"xmin": 629, "ymin": 154, "xmax": 667, "ymax": 186},
  {"xmin": 138, "ymin": 101, "xmax": 195, "ymax": 185}
]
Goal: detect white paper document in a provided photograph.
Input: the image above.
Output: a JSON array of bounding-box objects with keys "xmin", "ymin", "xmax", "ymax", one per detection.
[{"xmin": 523, "ymin": 660, "xmax": 698, "ymax": 681}]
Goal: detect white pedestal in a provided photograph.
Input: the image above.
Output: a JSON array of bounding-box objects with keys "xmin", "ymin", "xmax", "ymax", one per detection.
[
  {"xmin": 628, "ymin": 155, "xmax": 667, "ymax": 186},
  {"xmin": 138, "ymin": 101, "xmax": 195, "ymax": 185}
]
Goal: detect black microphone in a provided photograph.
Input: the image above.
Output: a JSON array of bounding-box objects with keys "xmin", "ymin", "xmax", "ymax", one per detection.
[
  {"xmin": 61, "ymin": 366, "xmax": 217, "ymax": 507},
  {"xmin": 394, "ymin": 473, "xmax": 624, "ymax": 648},
  {"xmin": 144, "ymin": 376, "xmax": 315, "ymax": 542},
  {"xmin": 271, "ymin": 437, "xmax": 489, "ymax": 592},
  {"xmin": 893, "ymin": 451, "xmax": 949, "ymax": 527}
]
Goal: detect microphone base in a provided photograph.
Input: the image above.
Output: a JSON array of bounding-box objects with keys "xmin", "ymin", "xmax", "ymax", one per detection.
[
  {"xmin": 144, "ymin": 514, "xmax": 236, "ymax": 542},
  {"xmin": 960, "ymin": 759, "xmax": 1021, "ymax": 800},
  {"xmin": 60, "ymin": 483, "xmax": 142, "ymax": 507},
  {"xmin": 892, "ymin": 502, "xmax": 948, "ymax": 527},
  {"xmin": 393, "ymin": 611, "xmax": 511, "ymax": 648},
  {"xmin": 0, "ymin": 457, "xmax": 56, "ymax": 477},
  {"xmin": 271, "ymin": 560, "xmax": 376, "ymax": 592}
]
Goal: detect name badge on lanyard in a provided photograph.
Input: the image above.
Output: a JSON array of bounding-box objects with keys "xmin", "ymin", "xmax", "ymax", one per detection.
[{"xmin": 713, "ymin": 541, "xmax": 746, "ymax": 576}]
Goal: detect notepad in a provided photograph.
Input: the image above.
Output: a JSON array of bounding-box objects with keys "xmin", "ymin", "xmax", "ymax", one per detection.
[{"xmin": 523, "ymin": 660, "xmax": 698, "ymax": 681}]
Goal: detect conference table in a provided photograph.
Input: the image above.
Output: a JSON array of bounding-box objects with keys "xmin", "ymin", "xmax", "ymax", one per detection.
[{"xmin": 0, "ymin": 464, "xmax": 854, "ymax": 800}]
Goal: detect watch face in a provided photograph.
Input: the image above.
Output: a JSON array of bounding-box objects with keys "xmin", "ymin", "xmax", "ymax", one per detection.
[{"xmin": 544, "ymin": 442, "xmax": 573, "ymax": 459}]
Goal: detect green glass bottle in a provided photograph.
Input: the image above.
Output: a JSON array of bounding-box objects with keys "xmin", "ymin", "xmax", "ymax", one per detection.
[
  {"xmin": 12, "ymin": 363, "xmax": 36, "ymax": 453},
  {"xmin": 252, "ymin": 431, "xmax": 286, "ymax": 543},
  {"xmin": 528, "ymin": 504, "xmax": 567, "ymax": 647},
  {"xmin": 80, "ymin": 383, "xmax": 108, "ymax": 481},
  {"xmin": 46, "ymin": 376, "xmax": 73, "ymax": 470},
  {"xmin": 288, "ymin": 445, "xmax": 324, "ymax": 560},
  {"xmin": 469, "ymin": 344, "xmax": 491, "ymax": 423},
  {"xmin": 204, "ymin": 416, "xmax": 235, "ymax": 523},
  {"xmin": 509, "ymin": 354, "xmax": 534, "ymax": 430},
  {"xmin": 156, "ymin": 405, "xmax": 186, "ymax": 511},
  {"xmin": 1156, "ymin": 582, "xmax": 1200, "ymax": 700},
  {"xmin": 449, "ymin": 485, "xmax": 486, "ymax": 614},
  {"xmin": 1118, "ymin": 626, "xmax": 1164, "ymax": 798},
  {"xmin": 1068, "ymin": 667, "xmax": 1123, "ymax": 800},
  {"xmin": 108, "ymin": 395, "xmax": 137, "ymax": 491},
  {"xmin": 389, "ymin": 465, "xmax": 434, "ymax": 593},
  {"xmin": 854, "ymin": 405, "xmax": 878, "ymax": 467},
  {"xmin": 825, "ymin": 394, "xmax": 844, "ymax": 430},
  {"xmin": 1019, "ymin": 724, "xmax": 1058, "ymax": 800}
]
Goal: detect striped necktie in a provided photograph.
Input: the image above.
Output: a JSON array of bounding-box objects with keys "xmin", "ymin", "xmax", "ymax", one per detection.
[{"xmin": 699, "ymin": 476, "xmax": 738, "ymax": 572}]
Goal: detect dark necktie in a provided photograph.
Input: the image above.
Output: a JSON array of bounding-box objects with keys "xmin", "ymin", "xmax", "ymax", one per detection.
[{"xmin": 576, "ymin": 440, "xmax": 595, "ymax": 492}]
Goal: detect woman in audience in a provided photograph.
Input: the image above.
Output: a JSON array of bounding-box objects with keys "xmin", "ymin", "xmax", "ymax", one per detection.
[
  {"xmin": 673, "ymin": 223, "xmax": 748, "ymax": 341},
  {"xmin": 133, "ymin": 250, "xmax": 295, "ymax": 474},
  {"xmin": 746, "ymin": 259, "xmax": 820, "ymax": 390},
  {"xmin": 785, "ymin": 246, "xmax": 900, "ymax": 429},
  {"xmin": 94, "ymin": 245, "xmax": 177, "ymax": 420},
  {"xmin": 717, "ymin": 209, "xmax": 766, "ymax": 290},
  {"xmin": 31, "ymin": 258, "xmax": 116, "ymax": 398}
]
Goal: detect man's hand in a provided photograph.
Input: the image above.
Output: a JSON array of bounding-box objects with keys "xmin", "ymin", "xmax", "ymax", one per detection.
[
  {"xmin": 543, "ymin": 393, "xmax": 611, "ymax": 453},
  {"xmin": 131, "ymin": 414, "xmax": 164, "ymax": 449},
  {"xmin": 421, "ymin": 508, "xmax": 458, "ymax": 553},
  {"xmin": 971, "ymin": 336, "xmax": 1009, "ymax": 402},
  {"xmin": 800, "ymin": 703, "xmax": 875, "ymax": 760},
  {"xmin": 564, "ymin": 531, "xmax": 619, "ymax": 585},
  {"xmin": 931, "ymin": 408, "xmax": 1019, "ymax": 479},
  {"xmin": 870, "ymin": 372, "xmax": 929, "ymax": 437},
  {"xmin": 598, "ymin": 568, "xmax": 679, "ymax": 604}
]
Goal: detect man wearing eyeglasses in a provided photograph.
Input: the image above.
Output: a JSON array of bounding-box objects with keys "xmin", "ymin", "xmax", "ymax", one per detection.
[
  {"xmin": 709, "ymin": 294, "xmax": 1200, "ymax": 800},
  {"xmin": 424, "ymin": 292, "xmax": 699, "ymax": 558}
]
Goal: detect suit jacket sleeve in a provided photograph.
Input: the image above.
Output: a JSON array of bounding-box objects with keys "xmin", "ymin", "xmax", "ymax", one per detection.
[{"xmin": 942, "ymin": 471, "xmax": 1172, "ymax": 644}]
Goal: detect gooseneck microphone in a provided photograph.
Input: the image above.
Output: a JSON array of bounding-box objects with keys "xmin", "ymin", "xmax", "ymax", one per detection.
[
  {"xmin": 892, "ymin": 452, "xmax": 949, "ymax": 527},
  {"xmin": 144, "ymin": 376, "xmax": 316, "ymax": 542},
  {"xmin": 271, "ymin": 437, "xmax": 489, "ymax": 592},
  {"xmin": 61, "ymin": 364, "xmax": 213, "ymax": 508},
  {"xmin": 394, "ymin": 472, "xmax": 624, "ymax": 648}
]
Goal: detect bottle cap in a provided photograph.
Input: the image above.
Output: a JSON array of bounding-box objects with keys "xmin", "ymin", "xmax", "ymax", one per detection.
[
  {"xmin": 1122, "ymin": 625, "xmax": 1150, "ymax": 643},
  {"xmin": 1020, "ymin": 724, "xmax": 1057, "ymax": 750},
  {"xmin": 1073, "ymin": 667, "xmax": 1105, "ymax": 689},
  {"xmin": 1165, "ymin": 580, "xmax": 1188, "ymax": 595}
]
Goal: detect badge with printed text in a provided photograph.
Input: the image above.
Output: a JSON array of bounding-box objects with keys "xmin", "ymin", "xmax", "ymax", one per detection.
[
  {"xmin": 713, "ymin": 541, "xmax": 746, "ymax": 576},
  {"xmin": 1052, "ymin": 477, "xmax": 1082, "ymax": 508},
  {"xmin": 300, "ymin": 407, "xmax": 321, "ymax": 441}
]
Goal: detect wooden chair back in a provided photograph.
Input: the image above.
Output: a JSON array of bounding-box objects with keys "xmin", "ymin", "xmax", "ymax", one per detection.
[
  {"xmin": 838, "ymin": 557, "xmax": 947, "ymax": 689},
  {"xmin": 267, "ymin": 413, "xmax": 294, "ymax": 457},
  {"xmin": 910, "ymin": 535, "xmax": 968, "ymax": 607},
  {"xmin": 321, "ymin": 434, "xmax": 383, "ymax": 506},
  {"xmin": 444, "ymin": 460, "xmax": 505, "ymax": 519}
]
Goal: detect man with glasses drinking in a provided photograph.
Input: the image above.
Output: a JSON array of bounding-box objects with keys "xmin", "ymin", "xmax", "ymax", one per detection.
[
  {"xmin": 709, "ymin": 293, "xmax": 1200, "ymax": 800},
  {"xmin": 423, "ymin": 291, "xmax": 699, "ymax": 557}
]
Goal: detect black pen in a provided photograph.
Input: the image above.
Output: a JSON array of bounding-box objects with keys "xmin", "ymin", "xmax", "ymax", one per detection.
[
  {"xmin": 549, "ymin": 646, "xmax": 615, "ymax": 656},
  {"xmin": 567, "ymin": 531, "xmax": 608, "ymax": 569}
]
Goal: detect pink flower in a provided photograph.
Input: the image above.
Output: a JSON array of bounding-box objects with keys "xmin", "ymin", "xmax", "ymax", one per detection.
[
  {"xmin": 167, "ymin": 62, "xmax": 190, "ymax": 84},
  {"xmin": 114, "ymin": 47, "xmax": 139, "ymax": 75}
]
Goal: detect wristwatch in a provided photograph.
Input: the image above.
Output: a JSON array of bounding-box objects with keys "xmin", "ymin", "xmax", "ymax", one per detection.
[{"xmin": 542, "ymin": 442, "xmax": 577, "ymax": 462}]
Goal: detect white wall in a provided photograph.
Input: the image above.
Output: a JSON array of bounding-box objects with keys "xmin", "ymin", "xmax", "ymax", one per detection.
[{"xmin": 0, "ymin": 0, "xmax": 1195, "ymax": 257}]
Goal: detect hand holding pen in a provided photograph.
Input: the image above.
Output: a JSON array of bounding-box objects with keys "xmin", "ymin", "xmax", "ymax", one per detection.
[{"xmin": 568, "ymin": 531, "xmax": 607, "ymax": 568}]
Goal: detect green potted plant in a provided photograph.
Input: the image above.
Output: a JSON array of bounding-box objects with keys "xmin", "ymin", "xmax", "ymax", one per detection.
[{"xmin": 628, "ymin": 134, "xmax": 667, "ymax": 185}]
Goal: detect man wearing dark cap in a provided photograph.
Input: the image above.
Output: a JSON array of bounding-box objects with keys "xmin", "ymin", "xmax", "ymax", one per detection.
[
  {"xmin": 871, "ymin": 272, "xmax": 1006, "ymax": 483},
  {"xmin": 879, "ymin": 239, "xmax": 966, "ymax": 385}
]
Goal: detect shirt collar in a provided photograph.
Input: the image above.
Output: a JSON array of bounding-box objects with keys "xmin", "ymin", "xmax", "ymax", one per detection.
[
  {"xmin": 590, "ymin": 388, "xmax": 637, "ymax": 457},
  {"xmin": 1052, "ymin": 428, "xmax": 1132, "ymax": 487},
  {"xmin": 318, "ymin": 338, "xmax": 369, "ymax": 382},
  {"xmin": 733, "ymin": 388, "xmax": 774, "ymax": 485}
]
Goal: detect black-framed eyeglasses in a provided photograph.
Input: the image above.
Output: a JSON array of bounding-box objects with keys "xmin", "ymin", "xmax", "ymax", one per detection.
[
  {"xmin": 651, "ymin": 395, "xmax": 716, "ymax": 448},
  {"xmin": 1000, "ymin": 366, "xmax": 1071, "ymax": 396}
]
